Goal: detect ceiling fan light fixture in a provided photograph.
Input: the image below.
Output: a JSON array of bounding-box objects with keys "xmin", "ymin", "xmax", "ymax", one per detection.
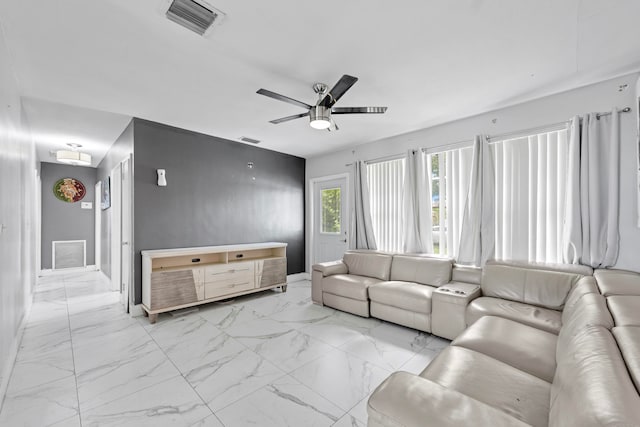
[
  {"xmin": 56, "ymin": 150, "xmax": 92, "ymax": 166},
  {"xmin": 309, "ymin": 106, "xmax": 331, "ymax": 130}
]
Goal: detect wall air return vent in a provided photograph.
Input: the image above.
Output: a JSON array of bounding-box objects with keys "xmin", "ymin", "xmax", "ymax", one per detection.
[{"xmin": 165, "ymin": 0, "xmax": 224, "ymax": 36}]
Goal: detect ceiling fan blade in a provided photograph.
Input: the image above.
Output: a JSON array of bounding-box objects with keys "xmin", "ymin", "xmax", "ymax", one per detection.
[
  {"xmin": 269, "ymin": 112, "xmax": 310, "ymax": 124},
  {"xmin": 319, "ymin": 75, "xmax": 358, "ymax": 108},
  {"xmin": 332, "ymin": 107, "xmax": 387, "ymax": 114},
  {"xmin": 257, "ymin": 89, "xmax": 312, "ymax": 110}
]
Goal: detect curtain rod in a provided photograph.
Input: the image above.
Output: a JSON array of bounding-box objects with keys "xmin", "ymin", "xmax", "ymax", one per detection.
[{"xmin": 487, "ymin": 106, "xmax": 632, "ymax": 143}]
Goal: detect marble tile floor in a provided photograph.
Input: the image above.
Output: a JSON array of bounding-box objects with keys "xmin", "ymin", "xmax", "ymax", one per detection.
[{"xmin": 0, "ymin": 270, "xmax": 450, "ymax": 427}]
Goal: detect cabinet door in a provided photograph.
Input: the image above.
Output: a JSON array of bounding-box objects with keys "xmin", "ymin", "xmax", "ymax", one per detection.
[
  {"xmin": 149, "ymin": 270, "xmax": 198, "ymax": 310},
  {"xmin": 256, "ymin": 258, "xmax": 287, "ymax": 288},
  {"xmin": 193, "ymin": 268, "xmax": 205, "ymax": 301}
]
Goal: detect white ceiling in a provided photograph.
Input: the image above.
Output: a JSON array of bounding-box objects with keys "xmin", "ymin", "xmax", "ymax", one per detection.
[{"xmin": 2, "ymin": 0, "xmax": 640, "ymax": 162}]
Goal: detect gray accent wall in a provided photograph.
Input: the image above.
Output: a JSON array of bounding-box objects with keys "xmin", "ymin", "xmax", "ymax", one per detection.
[
  {"xmin": 96, "ymin": 120, "xmax": 134, "ymax": 277},
  {"xmin": 132, "ymin": 119, "xmax": 305, "ymax": 304},
  {"xmin": 41, "ymin": 163, "xmax": 96, "ymax": 269}
]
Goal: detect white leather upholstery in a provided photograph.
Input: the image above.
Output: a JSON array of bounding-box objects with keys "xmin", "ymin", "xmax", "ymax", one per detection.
[
  {"xmin": 550, "ymin": 325, "xmax": 640, "ymax": 427},
  {"xmin": 482, "ymin": 262, "xmax": 582, "ymax": 310},
  {"xmin": 451, "ymin": 264, "xmax": 482, "ymax": 285},
  {"xmin": 452, "ymin": 316, "xmax": 557, "ymax": 383},
  {"xmin": 343, "ymin": 252, "xmax": 392, "ymax": 281},
  {"xmin": 594, "ymin": 268, "xmax": 640, "ymax": 296},
  {"xmin": 368, "ymin": 281, "xmax": 435, "ymax": 313},
  {"xmin": 466, "ymin": 296, "xmax": 562, "ymax": 334},
  {"xmin": 370, "ymin": 302, "xmax": 431, "ymax": 332},
  {"xmin": 368, "ymin": 265, "xmax": 640, "ymax": 427},
  {"xmin": 322, "ymin": 293, "xmax": 369, "ymax": 317},
  {"xmin": 322, "ymin": 274, "xmax": 380, "ymax": 301},
  {"xmin": 421, "ymin": 346, "xmax": 551, "ymax": 427},
  {"xmin": 312, "ymin": 260, "xmax": 348, "ymax": 277},
  {"xmin": 606, "ymin": 295, "xmax": 640, "ymax": 326},
  {"xmin": 612, "ymin": 326, "xmax": 640, "ymax": 393},
  {"xmin": 389, "ymin": 255, "xmax": 453, "ymax": 286},
  {"xmin": 367, "ymin": 372, "xmax": 530, "ymax": 427}
]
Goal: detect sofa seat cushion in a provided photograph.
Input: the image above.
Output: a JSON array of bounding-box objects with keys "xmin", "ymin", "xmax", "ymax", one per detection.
[
  {"xmin": 612, "ymin": 326, "xmax": 640, "ymax": 393},
  {"xmin": 594, "ymin": 269, "xmax": 640, "ymax": 296},
  {"xmin": 421, "ymin": 346, "xmax": 551, "ymax": 427},
  {"xmin": 453, "ymin": 316, "xmax": 557, "ymax": 383},
  {"xmin": 607, "ymin": 295, "xmax": 640, "ymax": 326},
  {"xmin": 368, "ymin": 281, "xmax": 436, "ymax": 313},
  {"xmin": 367, "ymin": 371, "xmax": 530, "ymax": 427},
  {"xmin": 467, "ymin": 297, "xmax": 562, "ymax": 334},
  {"xmin": 322, "ymin": 274, "xmax": 381, "ymax": 301}
]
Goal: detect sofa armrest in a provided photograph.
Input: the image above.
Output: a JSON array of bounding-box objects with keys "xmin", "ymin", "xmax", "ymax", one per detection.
[
  {"xmin": 312, "ymin": 260, "xmax": 348, "ymax": 277},
  {"xmin": 367, "ymin": 372, "xmax": 529, "ymax": 427}
]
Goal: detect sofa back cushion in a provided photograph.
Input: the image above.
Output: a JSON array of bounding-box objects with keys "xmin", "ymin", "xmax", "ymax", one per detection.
[
  {"xmin": 481, "ymin": 262, "xmax": 584, "ymax": 310},
  {"xmin": 390, "ymin": 255, "xmax": 453, "ymax": 286},
  {"xmin": 563, "ymin": 276, "xmax": 599, "ymax": 314},
  {"xmin": 550, "ymin": 325, "xmax": 640, "ymax": 427},
  {"xmin": 594, "ymin": 269, "xmax": 640, "ymax": 296},
  {"xmin": 343, "ymin": 251, "xmax": 393, "ymax": 281}
]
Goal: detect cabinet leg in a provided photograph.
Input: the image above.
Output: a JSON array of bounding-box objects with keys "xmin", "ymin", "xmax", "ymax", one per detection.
[
  {"xmin": 281, "ymin": 285, "xmax": 288, "ymax": 292},
  {"xmin": 149, "ymin": 313, "xmax": 158, "ymax": 324}
]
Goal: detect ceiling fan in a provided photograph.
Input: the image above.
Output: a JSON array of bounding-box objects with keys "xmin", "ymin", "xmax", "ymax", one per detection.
[{"xmin": 257, "ymin": 74, "xmax": 387, "ymax": 131}]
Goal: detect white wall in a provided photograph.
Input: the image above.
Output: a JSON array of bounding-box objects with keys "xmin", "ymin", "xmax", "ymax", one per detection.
[
  {"xmin": 306, "ymin": 72, "xmax": 640, "ymax": 273},
  {"xmin": 0, "ymin": 27, "xmax": 37, "ymax": 405}
]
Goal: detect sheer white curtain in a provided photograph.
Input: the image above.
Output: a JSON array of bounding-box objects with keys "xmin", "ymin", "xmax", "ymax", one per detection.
[
  {"xmin": 458, "ymin": 135, "xmax": 495, "ymax": 265},
  {"xmin": 367, "ymin": 158, "xmax": 405, "ymax": 252},
  {"xmin": 350, "ymin": 161, "xmax": 377, "ymax": 249},
  {"xmin": 491, "ymin": 129, "xmax": 568, "ymax": 263},
  {"xmin": 402, "ymin": 150, "xmax": 433, "ymax": 253},
  {"xmin": 427, "ymin": 145, "xmax": 474, "ymax": 258},
  {"xmin": 563, "ymin": 110, "xmax": 620, "ymax": 267}
]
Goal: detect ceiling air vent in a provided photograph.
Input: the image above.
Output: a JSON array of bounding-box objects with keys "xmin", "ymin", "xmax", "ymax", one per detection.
[
  {"xmin": 239, "ymin": 137, "xmax": 261, "ymax": 144},
  {"xmin": 165, "ymin": 0, "xmax": 223, "ymax": 36}
]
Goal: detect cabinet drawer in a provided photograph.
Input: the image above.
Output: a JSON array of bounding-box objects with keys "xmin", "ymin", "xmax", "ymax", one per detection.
[
  {"xmin": 204, "ymin": 280, "xmax": 254, "ymax": 299},
  {"xmin": 205, "ymin": 262, "xmax": 254, "ymax": 281}
]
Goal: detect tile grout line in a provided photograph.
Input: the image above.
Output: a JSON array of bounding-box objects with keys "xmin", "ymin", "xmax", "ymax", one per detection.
[
  {"xmin": 63, "ymin": 274, "xmax": 84, "ymax": 427},
  {"xmin": 140, "ymin": 315, "xmax": 229, "ymax": 426}
]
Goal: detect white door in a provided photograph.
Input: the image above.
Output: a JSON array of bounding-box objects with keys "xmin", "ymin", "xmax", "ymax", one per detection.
[
  {"xmin": 94, "ymin": 181, "xmax": 101, "ymax": 271},
  {"xmin": 120, "ymin": 157, "xmax": 132, "ymax": 312},
  {"xmin": 313, "ymin": 176, "xmax": 348, "ymax": 263}
]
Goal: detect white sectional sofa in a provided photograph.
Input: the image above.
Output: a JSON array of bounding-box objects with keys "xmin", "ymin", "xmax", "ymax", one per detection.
[
  {"xmin": 311, "ymin": 250, "xmax": 474, "ymax": 334},
  {"xmin": 312, "ymin": 251, "xmax": 640, "ymax": 426},
  {"xmin": 367, "ymin": 262, "xmax": 640, "ymax": 427}
]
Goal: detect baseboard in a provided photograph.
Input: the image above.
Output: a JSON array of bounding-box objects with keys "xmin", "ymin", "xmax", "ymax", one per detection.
[
  {"xmin": 39, "ymin": 265, "xmax": 98, "ymax": 276},
  {"xmin": 287, "ymin": 272, "xmax": 310, "ymax": 283},
  {"xmin": 129, "ymin": 303, "xmax": 145, "ymax": 317},
  {"xmin": 0, "ymin": 296, "xmax": 32, "ymax": 413}
]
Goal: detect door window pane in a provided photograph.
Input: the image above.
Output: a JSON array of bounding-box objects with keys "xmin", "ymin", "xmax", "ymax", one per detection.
[{"xmin": 321, "ymin": 187, "xmax": 341, "ymax": 233}]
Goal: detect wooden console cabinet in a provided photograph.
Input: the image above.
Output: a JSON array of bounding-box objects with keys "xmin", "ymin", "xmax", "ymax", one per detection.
[{"xmin": 141, "ymin": 242, "xmax": 287, "ymax": 323}]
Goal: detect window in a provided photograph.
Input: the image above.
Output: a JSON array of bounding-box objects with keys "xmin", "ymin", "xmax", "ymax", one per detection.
[
  {"xmin": 367, "ymin": 158, "xmax": 405, "ymax": 252},
  {"xmin": 321, "ymin": 187, "xmax": 341, "ymax": 234},
  {"xmin": 491, "ymin": 128, "xmax": 569, "ymax": 263},
  {"xmin": 428, "ymin": 146, "xmax": 474, "ymax": 257}
]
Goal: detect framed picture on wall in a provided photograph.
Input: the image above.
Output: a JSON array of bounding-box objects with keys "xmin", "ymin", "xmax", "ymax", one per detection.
[{"xmin": 101, "ymin": 176, "xmax": 111, "ymax": 210}]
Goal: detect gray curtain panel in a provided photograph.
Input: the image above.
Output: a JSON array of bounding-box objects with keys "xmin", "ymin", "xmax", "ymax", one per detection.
[
  {"xmin": 350, "ymin": 161, "xmax": 378, "ymax": 250},
  {"xmin": 402, "ymin": 149, "xmax": 433, "ymax": 253}
]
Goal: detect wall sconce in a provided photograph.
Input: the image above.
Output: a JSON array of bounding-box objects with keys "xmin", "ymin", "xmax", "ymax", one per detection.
[{"xmin": 157, "ymin": 169, "xmax": 167, "ymax": 186}]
